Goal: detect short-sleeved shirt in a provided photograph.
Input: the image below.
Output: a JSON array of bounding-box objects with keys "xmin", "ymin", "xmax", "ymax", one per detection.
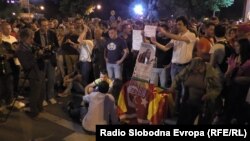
[
  {"xmin": 105, "ymin": 38, "xmax": 127, "ymax": 64},
  {"xmin": 170, "ymin": 30, "xmax": 196, "ymax": 64}
]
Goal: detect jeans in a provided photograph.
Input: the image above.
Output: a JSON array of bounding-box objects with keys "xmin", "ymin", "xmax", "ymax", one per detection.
[
  {"xmin": 150, "ymin": 67, "xmax": 168, "ymax": 88},
  {"xmin": 170, "ymin": 63, "xmax": 188, "ymax": 113},
  {"xmin": 80, "ymin": 61, "xmax": 92, "ymax": 87},
  {"xmin": 106, "ymin": 63, "xmax": 122, "ymax": 80}
]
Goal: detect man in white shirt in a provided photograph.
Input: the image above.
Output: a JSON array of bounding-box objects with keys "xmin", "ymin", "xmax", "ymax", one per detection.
[
  {"xmin": 150, "ymin": 16, "xmax": 196, "ymax": 114},
  {"xmin": 81, "ymin": 81, "xmax": 119, "ymax": 133},
  {"xmin": 77, "ymin": 40, "xmax": 94, "ymax": 87},
  {"xmin": 1, "ymin": 22, "xmax": 17, "ymax": 45}
]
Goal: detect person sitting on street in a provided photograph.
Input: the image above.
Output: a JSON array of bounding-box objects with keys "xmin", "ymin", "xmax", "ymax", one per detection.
[
  {"xmin": 81, "ymin": 81, "xmax": 119, "ymax": 133},
  {"xmin": 58, "ymin": 62, "xmax": 84, "ymax": 97},
  {"xmin": 84, "ymin": 70, "xmax": 112, "ymax": 95}
]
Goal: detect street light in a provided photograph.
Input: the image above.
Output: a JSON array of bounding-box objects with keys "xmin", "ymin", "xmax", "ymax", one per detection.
[
  {"xmin": 97, "ymin": 4, "xmax": 101, "ymax": 10},
  {"xmin": 40, "ymin": 5, "xmax": 45, "ymax": 11},
  {"xmin": 12, "ymin": 12, "xmax": 16, "ymax": 16}
]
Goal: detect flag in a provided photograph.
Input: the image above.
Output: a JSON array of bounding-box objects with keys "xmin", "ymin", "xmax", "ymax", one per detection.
[{"xmin": 117, "ymin": 80, "xmax": 174, "ymax": 124}]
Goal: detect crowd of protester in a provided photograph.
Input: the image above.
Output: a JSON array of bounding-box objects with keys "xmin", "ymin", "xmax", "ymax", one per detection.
[{"xmin": 0, "ymin": 13, "xmax": 250, "ymax": 133}]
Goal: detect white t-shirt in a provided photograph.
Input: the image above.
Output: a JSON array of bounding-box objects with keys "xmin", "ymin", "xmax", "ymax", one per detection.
[
  {"xmin": 79, "ymin": 40, "xmax": 94, "ymax": 62},
  {"xmin": 2, "ymin": 35, "xmax": 17, "ymax": 44},
  {"xmin": 170, "ymin": 30, "xmax": 196, "ymax": 64},
  {"xmin": 82, "ymin": 92, "xmax": 115, "ymax": 132}
]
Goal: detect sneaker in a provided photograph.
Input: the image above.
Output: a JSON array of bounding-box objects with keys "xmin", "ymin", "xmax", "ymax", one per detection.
[
  {"xmin": 43, "ymin": 100, "xmax": 48, "ymax": 107},
  {"xmin": 49, "ymin": 98, "xmax": 57, "ymax": 104},
  {"xmin": 11, "ymin": 101, "xmax": 25, "ymax": 109},
  {"xmin": 17, "ymin": 96, "xmax": 25, "ymax": 100}
]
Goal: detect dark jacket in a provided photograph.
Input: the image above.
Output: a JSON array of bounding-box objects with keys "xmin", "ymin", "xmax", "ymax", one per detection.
[
  {"xmin": 16, "ymin": 42, "xmax": 43, "ymax": 80},
  {"xmin": 0, "ymin": 41, "xmax": 16, "ymax": 75},
  {"xmin": 34, "ymin": 30, "xmax": 59, "ymax": 66}
]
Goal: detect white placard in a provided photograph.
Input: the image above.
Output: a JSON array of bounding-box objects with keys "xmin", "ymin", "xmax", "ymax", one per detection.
[
  {"xmin": 144, "ymin": 25, "xmax": 157, "ymax": 38},
  {"xmin": 132, "ymin": 30, "xmax": 143, "ymax": 51}
]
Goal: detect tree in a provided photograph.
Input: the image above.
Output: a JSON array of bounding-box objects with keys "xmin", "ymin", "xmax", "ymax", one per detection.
[
  {"xmin": 205, "ymin": 0, "xmax": 234, "ymax": 16},
  {"xmin": 59, "ymin": 0, "xmax": 95, "ymax": 17}
]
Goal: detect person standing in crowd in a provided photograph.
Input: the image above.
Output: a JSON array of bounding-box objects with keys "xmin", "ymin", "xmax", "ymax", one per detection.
[
  {"xmin": 209, "ymin": 24, "xmax": 235, "ymax": 79},
  {"xmin": 0, "ymin": 32, "xmax": 25, "ymax": 111},
  {"xmin": 150, "ymin": 16, "xmax": 196, "ymax": 114},
  {"xmin": 104, "ymin": 27, "xmax": 128, "ymax": 80},
  {"xmin": 168, "ymin": 47, "xmax": 222, "ymax": 124},
  {"xmin": 62, "ymin": 23, "xmax": 79, "ymax": 75},
  {"xmin": 34, "ymin": 18, "xmax": 59, "ymax": 106},
  {"xmin": 150, "ymin": 23, "xmax": 172, "ymax": 88},
  {"xmin": 224, "ymin": 38, "xmax": 250, "ymax": 124},
  {"xmin": 119, "ymin": 24, "xmax": 133, "ymax": 82},
  {"xmin": 1, "ymin": 22, "xmax": 20, "ymax": 95},
  {"xmin": 16, "ymin": 28, "xmax": 45, "ymax": 118},
  {"xmin": 198, "ymin": 22, "xmax": 215, "ymax": 53},
  {"xmin": 92, "ymin": 27, "xmax": 106, "ymax": 79},
  {"xmin": 76, "ymin": 39, "xmax": 94, "ymax": 87}
]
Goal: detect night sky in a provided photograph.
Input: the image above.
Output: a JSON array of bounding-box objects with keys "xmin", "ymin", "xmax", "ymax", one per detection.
[{"xmin": 36, "ymin": 0, "xmax": 245, "ymax": 20}]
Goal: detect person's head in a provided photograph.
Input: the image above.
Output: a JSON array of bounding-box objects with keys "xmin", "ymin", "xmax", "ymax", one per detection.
[
  {"xmin": 19, "ymin": 28, "xmax": 34, "ymax": 45},
  {"xmin": 1, "ymin": 22, "xmax": 12, "ymax": 36},
  {"xmin": 157, "ymin": 23, "xmax": 169, "ymax": 37},
  {"xmin": 176, "ymin": 16, "xmax": 189, "ymax": 33},
  {"xmin": 228, "ymin": 28, "xmax": 237, "ymax": 39},
  {"xmin": 214, "ymin": 24, "xmax": 226, "ymax": 38},
  {"xmin": 53, "ymin": 19, "xmax": 59, "ymax": 28},
  {"xmin": 49, "ymin": 20, "xmax": 55, "ymax": 29},
  {"xmin": 204, "ymin": 22, "xmax": 215, "ymax": 38},
  {"xmin": 210, "ymin": 16, "xmax": 219, "ymax": 25},
  {"xmin": 68, "ymin": 23, "xmax": 75, "ymax": 34},
  {"xmin": 38, "ymin": 18, "xmax": 49, "ymax": 33},
  {"xmin": 122, "ymin": 24, "xmax": 132, "ymax": 35},
  {"xmin": 75, "ymin": 17, "xmax": 83, "ymax": 29},
  {"xmin": 233, "ymin": 40, "xmax": 240, "ymax": 55},
  {"xmin": 110, "ymin": 10, "xmax": 116, "ymax": 16},
  {"xmin": 195, "ymin": 38, "xmax": 211, "ymax": 62},
  {"xmin": 97, "ymin": 81, "xmax": 109, "ymax": 94},
  {"xmin": 94, "ymin": 27, "xmax": 103, "ymax": 39},
  {"xmin": 100, "ymin": 70, "xmax": 109, "ymax": 81},
  {"xmin": 238, "ymin": 38, "xmax": 250, "ymax": 64},
  {"xmin": 108, "ymin": 27, "xmax": 118, "ymax": 39}
]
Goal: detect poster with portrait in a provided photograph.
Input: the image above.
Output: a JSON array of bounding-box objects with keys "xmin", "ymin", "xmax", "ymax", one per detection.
[{"xmin": 132, "ymin": 43, "xmax": 156, "ymax": 82}]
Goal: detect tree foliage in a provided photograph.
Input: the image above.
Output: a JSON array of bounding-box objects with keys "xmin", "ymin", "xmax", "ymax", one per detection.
[
  {"xmin": 156, "ymin": 0, "xmax": 234, "ymax": 18},
  {"xmin": 205, "ymin": 0, "xmax": 234, "ymax": 12},
  {"xmin": 59, "ymin": 0, "xmax": 94, "ymax": 17}
]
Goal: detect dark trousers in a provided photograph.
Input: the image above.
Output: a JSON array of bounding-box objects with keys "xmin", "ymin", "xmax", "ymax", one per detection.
[
  {"xmin": 0, "ymin": 74, "xmax": 14, "ymax": 105},
  {"xmin": 29, "ymin": 71, "xmax": 45, "ymax": 115},
  {"xmin": 44, "ymin": 60, "xmax": 56, "ymax": 100},
  {"xmin": 80, "ymin": 61, "xmax": 92, "ymax": 87}
]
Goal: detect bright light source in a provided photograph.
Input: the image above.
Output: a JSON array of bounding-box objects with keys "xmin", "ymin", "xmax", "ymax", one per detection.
[
  {"xmin": 133, "ymin": 4, "xmax": 144, "ymax": 15},
  {"xmin": 97, "ymin": 4, "xmax": 101, "ymax": 10},
  {"xmin": 12, "ymin": 12, "xmax": 16, "ymax": 16},
  {"xmin": 40, "ymin": 6, "xmax": 45, "ymax": 10}
]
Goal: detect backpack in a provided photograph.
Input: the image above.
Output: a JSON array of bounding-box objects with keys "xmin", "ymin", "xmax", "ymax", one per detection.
[{"xmin": 217, "ymin": 41, "xmax": 235, "ymax": 73}]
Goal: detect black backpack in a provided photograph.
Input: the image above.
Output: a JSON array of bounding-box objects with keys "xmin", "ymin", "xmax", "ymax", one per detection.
[{"xmin": 217, "ymin": 41, "xmax": 235, "ymax": 73}]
